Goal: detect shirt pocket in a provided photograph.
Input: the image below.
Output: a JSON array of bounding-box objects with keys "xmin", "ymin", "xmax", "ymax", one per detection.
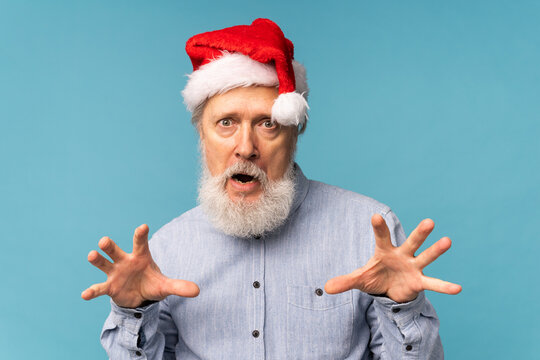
[{"xmin": 286, "ymin": 284, "xmax": 353, "ymax": 360}]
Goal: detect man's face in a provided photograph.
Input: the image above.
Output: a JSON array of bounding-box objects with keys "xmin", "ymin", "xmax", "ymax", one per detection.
[{"xmin": 199, "ymin": 86, "xmax": 298, "ymax": 203}]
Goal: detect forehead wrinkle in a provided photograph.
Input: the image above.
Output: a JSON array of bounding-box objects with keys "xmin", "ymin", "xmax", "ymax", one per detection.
[
  {"xmin": 210, "ymin": 110, "xmax": 242, "ymax": 119},
  {"xmin": 204, "ymin": 86, "xmax": 277, "ymax": 121}
]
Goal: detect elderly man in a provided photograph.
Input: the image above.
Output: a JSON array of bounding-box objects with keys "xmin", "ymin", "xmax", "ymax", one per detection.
[{"xmin": 82, "ymin": 19, "xmax": 461, "ymax": 359}]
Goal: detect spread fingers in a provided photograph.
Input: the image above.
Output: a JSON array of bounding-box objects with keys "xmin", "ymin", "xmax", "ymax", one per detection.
[
  {"xmin": 401, "ymin": 219, "xmax": 435, "ymax": 255},
  {"xmin": 324, "ymin": 274, "xmax": 355, "ymax": 294},
  {"xmin": 422, "ymin": 276, "xmax": 462, "ymax": 295},
  {"xmin": 416, "ymin": 237, "xmax": 452, "ymax": 269},
  {"xmin": 371, "ymin": 214, "xmax": 393, "ymax": 250},
  {"xmin": 88, "ymin": 250, "xmax": 114, "ymax": 273},
  {"xmin": 133, "ymin": 224, "xmax": 150, "ymax": 256},
  {"xmin": 164, "ymin": 278, "xmax": 201, "ymax": 298},
  {"xmin": 81, "ymin": 282, "xmax": 109, "ymax": 301},
  {"xmin": 98, "ymin": 236, "xmax": 126, "ymax": 262}
]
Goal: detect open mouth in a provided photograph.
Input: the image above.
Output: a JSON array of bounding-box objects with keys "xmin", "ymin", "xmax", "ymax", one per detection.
[{"xmin": 231, "ymin": 173, "xmax": 257, "ymax": 184}]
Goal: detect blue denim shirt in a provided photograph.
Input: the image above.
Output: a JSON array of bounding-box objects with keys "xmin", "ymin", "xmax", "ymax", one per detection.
[{"xmin": 101, "ymin": 165, "xmax": 443, "ymax": 359}]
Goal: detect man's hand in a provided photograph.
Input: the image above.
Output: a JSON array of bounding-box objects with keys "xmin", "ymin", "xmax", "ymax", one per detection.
[
  {"xmin": 81, "ymin": 224, "xmax": 200, "ymax": 308},
  {"xmin": 324, "ymin": 214, "xmax": 462, "ymax": 303}
]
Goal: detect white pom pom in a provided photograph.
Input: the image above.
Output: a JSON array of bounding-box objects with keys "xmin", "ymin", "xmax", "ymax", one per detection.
[{"xmin": 271, "ymin": 92, "xmax": 309, "ymax": 127}]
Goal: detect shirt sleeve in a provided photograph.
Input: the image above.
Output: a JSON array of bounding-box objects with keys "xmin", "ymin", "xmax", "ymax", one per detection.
[
  {"xmin": 99, "ymin": 229, "xmax": 179, "ymax": 359},
  {"xmin": 366, "ymin": 209, "xmax": 444, "ymax": 360},
  {"xmin": 100, "ymin": 298, "xmax": 177, "ymax": 360}
]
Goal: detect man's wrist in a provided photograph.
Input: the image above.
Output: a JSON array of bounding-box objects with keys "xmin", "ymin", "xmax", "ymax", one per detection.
[
  {"xmin": 138, "ymin": 299, "xmax": 159, "ymax": 308},
  {"xmin": 115, "ymin": 299, "xmax": 159, "ymax": 310}
]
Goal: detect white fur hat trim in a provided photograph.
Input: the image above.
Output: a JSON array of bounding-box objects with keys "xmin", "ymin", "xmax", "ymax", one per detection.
[{"xmin": 182, "ymin": 52, "xmax": 308, "ymax": 126}]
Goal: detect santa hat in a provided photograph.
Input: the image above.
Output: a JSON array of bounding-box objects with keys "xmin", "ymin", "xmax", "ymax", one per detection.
[{"xmin": 182, "ymin": 18, "xmax": 308, "ymax": 127}]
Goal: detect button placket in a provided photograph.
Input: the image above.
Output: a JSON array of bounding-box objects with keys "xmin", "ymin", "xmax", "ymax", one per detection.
[{"xmin": 251, "ymin": 234, "xmax": 265, "ymax": 356}]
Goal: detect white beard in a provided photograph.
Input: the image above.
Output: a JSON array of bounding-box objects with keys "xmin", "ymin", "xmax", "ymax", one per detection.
[{"xmin": 198, "ymin": 159, "xmax": 296, "ymax": 238}]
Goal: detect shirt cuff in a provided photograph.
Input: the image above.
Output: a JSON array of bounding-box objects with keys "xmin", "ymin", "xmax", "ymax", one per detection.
[
  {"xmin": 109, "ymin": 299, "xmax": 160, "ymax": 337},
  {"xmin": 372, "ymin": 291, "xmax": 426, "ymax": 328}
]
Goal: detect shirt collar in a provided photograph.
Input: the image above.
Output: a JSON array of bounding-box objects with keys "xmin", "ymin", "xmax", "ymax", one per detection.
[{"xmin": 289, "ymin": 162, "xmax": 310, "ymax": 216}]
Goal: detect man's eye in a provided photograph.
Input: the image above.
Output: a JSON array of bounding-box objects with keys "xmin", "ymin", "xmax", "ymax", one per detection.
[
  {"xmin": 219, "ymin": 119, "xmax": 232, "ymax": 127},
  {"xmin": 263, "ymin": 120, "xmax": 276, "ymax": 128}
]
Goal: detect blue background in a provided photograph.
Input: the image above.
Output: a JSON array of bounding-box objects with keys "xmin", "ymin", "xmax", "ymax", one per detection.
[{"xmin": 1, "ymin": 0, "xmax": 538, "ymax": 358}]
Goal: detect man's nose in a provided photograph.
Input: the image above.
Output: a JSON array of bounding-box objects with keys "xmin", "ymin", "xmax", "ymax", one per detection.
[{"xmin": 235, "ymin": 126, "xmax": 259, "ymax": 160}]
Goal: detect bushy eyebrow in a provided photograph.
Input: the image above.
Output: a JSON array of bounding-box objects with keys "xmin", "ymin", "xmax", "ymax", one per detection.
[
  {"xmin": 211, "ymin": 111, "xmax": 271, "ymax": 121},
  {"xmin": 211, "ymin": 111, "xmax": 240, "ymax": 119}
]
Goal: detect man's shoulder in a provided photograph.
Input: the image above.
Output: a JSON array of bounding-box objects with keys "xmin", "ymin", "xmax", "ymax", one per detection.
[
  {"xmin": 149, "ymin": 205, "xmax": 208, "ymax": 245},
  {"xmin": 148, "ymin": 206, "xmax": 211, "ymax": 267},
  {"xmin": 306, "ymin": 179, "xmax": 391, "ymax": 215}
]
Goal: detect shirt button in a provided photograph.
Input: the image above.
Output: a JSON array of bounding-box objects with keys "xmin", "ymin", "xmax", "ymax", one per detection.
[
  {"xmin": 253, "ymin": 281, "xmax": 260, "ymax": 288},
  {"xmin": 406, "ymin": 345, "xmax": 413, "ymax": 351},
  {"xmin": 392, "ymin": 308, "xmax": 401, "ymax": 313},
  {"xmin": 252, "ymin": 330, "xmax": 260, "ymax": 338},
  {"xmin": 135, "ymin": 350, "xmax": 142, "ymax": 356},
  {"xmin": 315, "ymin": 288, "xmax": 324, "ymax": 296},
  {"xmin": 134, "ymin": 312, "xmax": 142, "ymax": 319}
]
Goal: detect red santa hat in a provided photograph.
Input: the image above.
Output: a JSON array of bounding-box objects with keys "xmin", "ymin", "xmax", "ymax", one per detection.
[{"xmin": 182, "ymin": 18, "xmax": 308, "ymax": 127}]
